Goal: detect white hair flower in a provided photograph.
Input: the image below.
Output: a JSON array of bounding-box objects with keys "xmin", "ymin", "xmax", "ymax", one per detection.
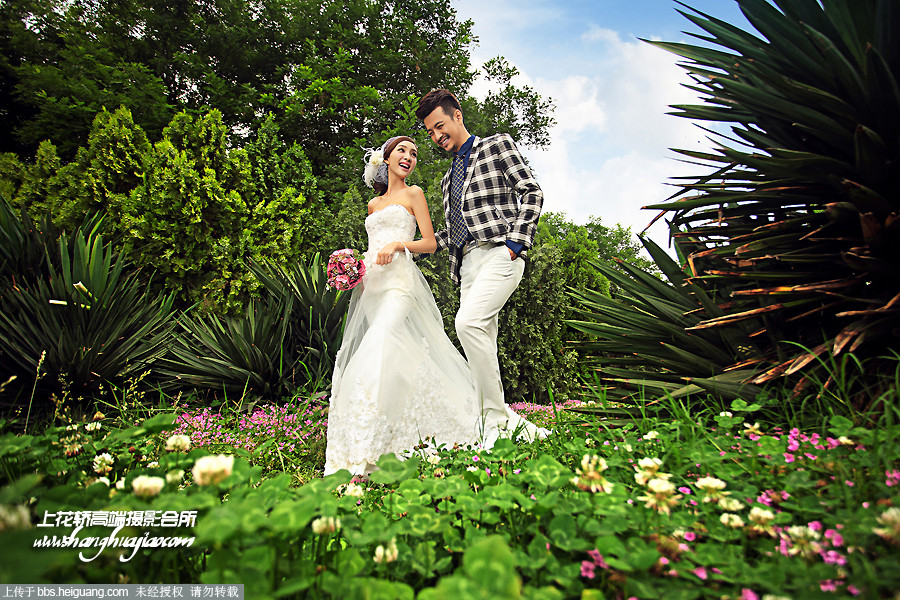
[{"xmin": 368, "ymin": 149, "xmax": 384, "ymax": 166}]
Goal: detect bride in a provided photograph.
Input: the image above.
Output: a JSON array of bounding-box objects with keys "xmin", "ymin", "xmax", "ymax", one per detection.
[{"xmin": 323, "ymin": 135, "xmax": 547, "ymax": 476}]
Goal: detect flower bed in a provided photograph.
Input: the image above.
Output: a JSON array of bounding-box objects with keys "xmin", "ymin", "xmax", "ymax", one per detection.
[{"xmin": 0, "ymin": 401, "xmax": 897, "ymax": 598}]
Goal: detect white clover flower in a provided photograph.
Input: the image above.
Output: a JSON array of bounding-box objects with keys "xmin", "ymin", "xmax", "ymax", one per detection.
[
  {"xmin": 95, "ymin": 476, "xmax": 110, "ymax": 487},
  {"xmin": 695, "ymin": 477, "xmax": 726, "ymax": 492},
  {"xmin": 696, "ymin": 477, "xmax": 729, "ymax": 502},
  {"xmin": 838, "ymin": 436, "xmax": 854, "ymax": 446},
  {"xmin": 579, "ymin": 454, "xmax": 608, "ymax": 474},
  {"xmin": 719, "ymin": 411, "xmax": 733, "ymax": 418},
  {"xmin": 192, "ymin": 454, "xmax": 234, "ymax": 486},
  {"xmin": 311, "ymin": 516, "xmax": 341, "ymax": 535},
  {"xmin": 623, "ymin": 443, "xmax": 633, "ymax": 452},
  {"xmin": 115, "ymin": 479, "xmax": 125, "ymax": 490},
  {"xmin": 637, "ymin": 457, "xmax": 663, "ymax": 472},
  {"xmin": 85, "ymin": 421, "xmax": 101, "ymax": 432},
  {"xmin": 743, "ymin": 422, "xmax": 762, "ymax": 435},
  {"xmin": 0, "ymin": 504, "xmax": 31, "ymax": 531},
  {"xmin": 165, "ymin": 470, "xmax": 185, "ymax": 485},
  {"xmin": 749, "ymin": 506, "xmax": 775, "ymax": 524},
  {"xmin": 466, "ymin": 465, "xmax": 478, "ymax": 472},
  {"xmin": 720, "ymin": 513, "xmax": 745, "ymax": 528},
  {"xmin": 786, "ymin": 525, "xmax": 821, "ymax": 541},
  {"xmin": 426, "ymin": 454, "xmax": 441, "ymax": 466},
  {"xmin": 761, "ymin": 595, "xmax": 792, "ymax": 600},
  {"xmin": 373, "ymin": 538, "xmax": 398, "ymax": 564},
  {"xmin": 642, "ymin": 431, "xmax": 659, "ymax": 441},
  {"xmin": 132, "ymin": 475, "xmax": 165, "ymax": 499},
  {"xmin": 647, "ymin": 478, "xmax": 676, "ymax": 495},
  {"xmin": 146, "ymin": 461, "xmax": 159, "ymax": 469},
  {"xmin": 749, "ymin": 506, "xmax": 777, "ymax": 535},
  {"xmin": 573, "ymin": 454, "xmax": 613, "ymax": 493},
  {"xmin": 342, "ymin": 483, "xmax": 365, "ymax": 498},
  {"xmin": 92, "ymin": 452, "xmax": 114, "ymax": 475},
  {"xmin": 165, "ymin": 434, "xmax": 191, "ymax": 452},
  {"xmin": 874, "ymin": 507, "xmax": 900, "ymax": 544},
  {"xmin": 637, "ymin": 477, "xmax": 681, "ymax": 515},
  {"xmin": 718, "ymin": 497, "xmax": 744, "ymax": 512}
]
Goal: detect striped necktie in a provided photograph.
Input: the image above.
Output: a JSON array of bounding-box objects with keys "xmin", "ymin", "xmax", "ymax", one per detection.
[{"xmin": 448, "ymin": 153, "xmax": 469, "ymax": 247}]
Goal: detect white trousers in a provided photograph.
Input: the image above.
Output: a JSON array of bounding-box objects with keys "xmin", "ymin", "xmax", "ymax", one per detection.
[{"xmin": 456, "ymin": 244, "xmax": 525, "ymax": 430}]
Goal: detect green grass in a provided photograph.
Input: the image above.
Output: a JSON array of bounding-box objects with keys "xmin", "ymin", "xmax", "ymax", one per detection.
[{"xmin": 1, "ymin": 386, "xmax": 899, "ymax": 598}]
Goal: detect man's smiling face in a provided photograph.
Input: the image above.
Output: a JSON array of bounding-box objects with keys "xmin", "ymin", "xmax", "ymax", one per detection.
[{"xmin": 423, "ymin": 106, "xmax": 468, "ymax": 153}]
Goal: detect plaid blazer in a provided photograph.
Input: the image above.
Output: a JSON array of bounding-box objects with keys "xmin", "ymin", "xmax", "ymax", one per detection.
[{"xmin": 436, "ymin": 133, "xmax": 544, "ymax": 285}]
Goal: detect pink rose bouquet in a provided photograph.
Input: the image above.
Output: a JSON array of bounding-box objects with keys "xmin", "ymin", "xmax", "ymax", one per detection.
[{"xmin": 326, "ymin": 248, "xmax": 366, "ymax": 291}]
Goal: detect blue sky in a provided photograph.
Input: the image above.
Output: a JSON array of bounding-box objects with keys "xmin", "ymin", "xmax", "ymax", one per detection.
[{"xmin": 454, "ymin": 0, "xmax": 754, "ymax": 245}]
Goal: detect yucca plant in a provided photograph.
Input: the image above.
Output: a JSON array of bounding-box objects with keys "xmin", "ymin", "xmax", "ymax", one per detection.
[
  {"xmin": 568, "ymin": 235, "xmax": 764, "ymax": 413},
  {"xmin": 0, "ymin": 203, "xmax": 176, "ymax": 413},
  {"xmin": 157, "ymin": 294, "xmax": 300, "ymax": 401},
  {"xmin": 632, "ymin": 0, "xmax": 900, "ymax": 405},
  {"xmin": 158, "ymin": 255, "xmax": 350, "ymax": 403},
  {"xmin": 250, "ymin": 254, "xmax": 350, "ymax": 387}
]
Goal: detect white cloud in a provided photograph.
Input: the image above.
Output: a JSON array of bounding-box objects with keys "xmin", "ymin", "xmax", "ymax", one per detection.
[{"xmin": 456, "ymin": 1, "xmax": 714, "ymax": 250}]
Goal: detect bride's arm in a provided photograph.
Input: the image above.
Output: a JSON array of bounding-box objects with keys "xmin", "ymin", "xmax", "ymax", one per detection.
[{"xmin": 406, "ymin": 186, "xmax": 437, "ymax": 255}]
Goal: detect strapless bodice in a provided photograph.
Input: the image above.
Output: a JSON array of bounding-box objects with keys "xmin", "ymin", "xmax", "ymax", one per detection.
[{"xmin": 365, "ymin": 204, "xmax": 416, "ymax": 254}]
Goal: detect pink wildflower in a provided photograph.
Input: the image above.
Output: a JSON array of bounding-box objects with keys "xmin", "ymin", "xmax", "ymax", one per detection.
[
  {"xmin": 820, "ymin": 580, "xmax": 838, "ymax": 592},
  {"xmin": 580, "ymin": 561, "xmax": 596, "ymax": 579},
  {"xmin": 693, "ymin": 566, "xmax": 708, "ymax": 580},
  {"xmin": 808, "ymin": 521, "xmax": 823, "ymax": 531},
  {"xmin": 587, "ymin": 550, "xmax": 609, "ymax": 569},
  {"xmin": 886, "ymin": 469, "xmax": 900, "ymax": 487},
  {"xmin": 784, "ymin": 453, "xmax": 795, "ymax": 463},
  {"xmin": 848, "ymin": 585, "xmax": 860, "ymax": 596},
  {"xmin": 683, "ymin": 531, "xmax": 696, "ymax": 542},
  {"xmin": 825, "ymin": 530, "xmax": 844, "ymax": 546},
  {"xmin": 821, "ymin": 550, "xmax": 846, "ymax": 566},
  {"xmin": 741, "ymin": 589, "xmax": 759, "ymax": 600}
]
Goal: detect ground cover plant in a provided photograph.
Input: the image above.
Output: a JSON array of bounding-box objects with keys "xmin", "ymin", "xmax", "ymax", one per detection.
[{"xmin": 1, "ymin": 391, "xmax": 898, "ymax": 598}]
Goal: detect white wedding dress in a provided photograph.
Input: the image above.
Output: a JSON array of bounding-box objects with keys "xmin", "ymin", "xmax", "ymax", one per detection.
[{"xmin": 324, "ymin": 204, "xmax": 546, "ymax": 476}]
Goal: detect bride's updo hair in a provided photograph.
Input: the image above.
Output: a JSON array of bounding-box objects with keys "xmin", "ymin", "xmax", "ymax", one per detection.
[{"xmin": 362, "ymin": 135, "xmax": 417, "ymax": 195}]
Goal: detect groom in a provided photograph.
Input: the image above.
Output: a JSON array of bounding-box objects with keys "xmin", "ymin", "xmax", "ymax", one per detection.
[{"xmin": 416, "ymin": 89, "xmax": 544, "ymax": 435}]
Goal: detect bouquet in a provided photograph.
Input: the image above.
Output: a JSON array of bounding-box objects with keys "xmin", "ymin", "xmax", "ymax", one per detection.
[{"xmin": 326, "ymin": 248, "xmax": 366, "ymax": 291}]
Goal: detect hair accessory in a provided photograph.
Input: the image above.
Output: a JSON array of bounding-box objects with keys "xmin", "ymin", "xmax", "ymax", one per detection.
[{"xmin": 362, "ymin": 136, "xmax": 405, "ymax": 189}]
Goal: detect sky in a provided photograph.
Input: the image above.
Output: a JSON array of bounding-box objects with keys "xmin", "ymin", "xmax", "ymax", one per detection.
[{"xmin": 454, "ymin": 0, "xmax": 754, "ymax": 246}]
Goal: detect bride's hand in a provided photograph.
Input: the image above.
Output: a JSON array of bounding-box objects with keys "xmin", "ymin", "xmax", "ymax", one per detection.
[{"xmin": 376, "ymin": 242, "xmax": 405, "ymax": 265}]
